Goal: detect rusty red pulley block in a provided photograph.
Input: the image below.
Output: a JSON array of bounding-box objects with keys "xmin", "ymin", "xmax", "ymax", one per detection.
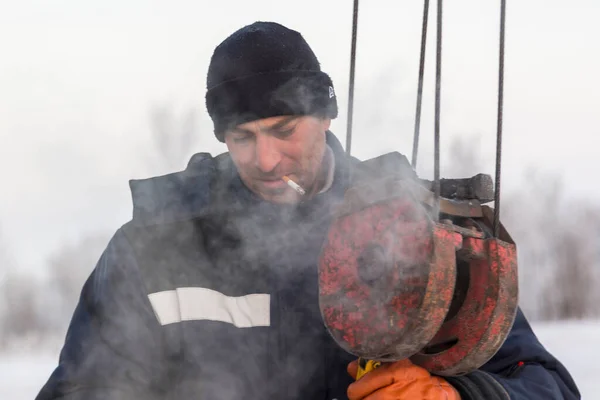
[{"xmin": 318, "ymin": 173, "xmax": 519, "ymax": 376}]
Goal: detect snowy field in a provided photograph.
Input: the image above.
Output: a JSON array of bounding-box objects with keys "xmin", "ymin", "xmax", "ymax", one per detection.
[{"xmin": 1, "ymin": 320, "xmax": 598, "ymax": 399}]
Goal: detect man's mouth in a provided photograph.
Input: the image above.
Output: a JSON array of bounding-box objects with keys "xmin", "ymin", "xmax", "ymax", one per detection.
[
  {"xmin": 256, "ymin": 176, "xmax": 305, "ymax": 194},
  {"xmin": 259, "ymin": 177, "xmax": 282, "ymax": 182},
  {"xmin": 257, "ymin": 178, "xmax": 287, "ymax": 188}
]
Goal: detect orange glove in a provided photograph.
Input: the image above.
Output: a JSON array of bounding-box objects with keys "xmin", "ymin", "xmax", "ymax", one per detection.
[{"xmin": 347, "ymin": 359, "xmax": 461, "ymax": 400}]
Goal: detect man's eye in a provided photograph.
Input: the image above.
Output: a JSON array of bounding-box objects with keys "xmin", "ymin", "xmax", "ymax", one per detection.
[
  {"xmin": 275, "ymin": 128, "xmax": 294, "ymax": 138},
  {"xmin": 233, "ymin": 136, "xmax": 252, "ymax": 144}
]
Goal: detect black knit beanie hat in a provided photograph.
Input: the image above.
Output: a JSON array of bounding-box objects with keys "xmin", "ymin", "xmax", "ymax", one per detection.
[{"xmin": 205, "ymin": 21, "xmax": 338, "ymax": 142}]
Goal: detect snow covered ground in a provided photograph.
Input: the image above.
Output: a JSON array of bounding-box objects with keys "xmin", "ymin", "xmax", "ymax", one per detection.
[{"xmin": 1, "ymin": 320, "xmax": 598, "ymax": 399}]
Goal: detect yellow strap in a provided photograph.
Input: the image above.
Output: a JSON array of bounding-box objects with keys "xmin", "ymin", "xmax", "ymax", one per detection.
[{"xmin": 356, "ymin": 358, "xmax": 382, "ymax": 380}]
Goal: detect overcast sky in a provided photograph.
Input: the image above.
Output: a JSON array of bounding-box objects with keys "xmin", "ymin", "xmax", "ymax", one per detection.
[{"xmin": 1, "ymin": 0, "xmax": 599, "ymax": 275}]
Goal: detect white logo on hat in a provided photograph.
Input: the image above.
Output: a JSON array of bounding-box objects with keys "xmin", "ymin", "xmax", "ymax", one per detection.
[{"xmin": 329, "ymin": 86, "xmax": 335, "ymax": 98}]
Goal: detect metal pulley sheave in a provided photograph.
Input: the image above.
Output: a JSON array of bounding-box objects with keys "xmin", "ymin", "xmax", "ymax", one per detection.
[{"xmin": 318, "ymin": 162, "xmax": 519, "ymax": 376}]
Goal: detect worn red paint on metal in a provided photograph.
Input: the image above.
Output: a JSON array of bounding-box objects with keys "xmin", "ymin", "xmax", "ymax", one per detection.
[
  {"xmin": 318, "ymin": 181, "xmax": 462, "ymax": 361},
  {"xmin": 319, "ymin": 178, "xmax": 518, "ymax": 375},
  {"xmin": 411, "ymin": 236, "xmax": 519, "ymax": 376}
]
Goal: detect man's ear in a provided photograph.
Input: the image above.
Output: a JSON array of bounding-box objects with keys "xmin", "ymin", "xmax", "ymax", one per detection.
[{"xmin": 321, "ymin": 117, "xmax": 331, "ymax": 132}]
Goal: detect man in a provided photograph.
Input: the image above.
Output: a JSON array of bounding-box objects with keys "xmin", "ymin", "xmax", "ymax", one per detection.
[{"xmin": 37, "ymin": 21, "xmax": 580, "ymax": 400}]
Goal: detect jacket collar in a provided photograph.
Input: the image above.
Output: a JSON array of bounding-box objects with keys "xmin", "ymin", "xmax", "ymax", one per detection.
[{"xmin": 128, "ymin": 130, "xmax": 358, "ymax": 226}]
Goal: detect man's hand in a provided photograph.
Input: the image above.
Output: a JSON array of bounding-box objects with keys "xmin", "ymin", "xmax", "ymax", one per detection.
[{"xmin": 347, "ymin": 359, "xmax": 461, "ymax": 400}]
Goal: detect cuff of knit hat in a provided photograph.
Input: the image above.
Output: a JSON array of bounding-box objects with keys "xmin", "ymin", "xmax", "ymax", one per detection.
[{"xmin": 206, "ymin": 70, "xmax": 338, "ymax": 142}]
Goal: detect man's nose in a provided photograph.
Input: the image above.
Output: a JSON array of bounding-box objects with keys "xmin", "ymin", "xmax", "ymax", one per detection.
[{"xmin": 254, "ymin": 135, "xmax": 282, "ymax": 173}]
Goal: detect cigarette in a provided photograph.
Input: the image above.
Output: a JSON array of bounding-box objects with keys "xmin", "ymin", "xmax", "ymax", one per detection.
[{"xmin": 282, "ymin": 176, "xmax": 306, "ymax": 195}]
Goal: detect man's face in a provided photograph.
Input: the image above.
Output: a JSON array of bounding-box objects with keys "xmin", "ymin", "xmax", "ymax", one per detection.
[{"xmin": 224, "ymin": 115, "xmax": 331, "ymax": 204}]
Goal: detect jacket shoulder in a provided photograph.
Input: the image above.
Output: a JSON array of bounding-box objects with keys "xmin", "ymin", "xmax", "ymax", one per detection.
[
  {"xmin": 478, "ymin": 307, "xmax": 582, "ymax": 399},
  {"xmin": 127, "ymin": 152, "xmax": 233, "ymax": 226},
  {"xmin": 350, "ymin": 151, "xmax": 418, "ymax": 182}
]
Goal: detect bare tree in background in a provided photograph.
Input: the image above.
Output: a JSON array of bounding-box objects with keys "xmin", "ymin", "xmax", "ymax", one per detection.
[
  {"xmin": 147, "ymin": 105, "xmax": 201, "ymax": 172},
  {"xmin": 0, "ymin": 106, "xmax": 206, "ymax": 348},
  {"xmin": 538, "ymin": 199, "xmax": 599, "ymax": 320},
  {"xmin": 0, "ymin": 224, "xmax": 11, "ymax": 290},
  {"xmin": 0, "ymin": 105, "xmax": 205, "ymax": 346},
  {"xmin": 0, "ymin": 224, "xmax": 47, "ymax": 345},
  {"xmin": 43, "ymin": 232, "xmax": 113, "ymax": 333},
  {"xmin": 31, "ymin": 106, "xmax": 201, "ymax": 338},
  {"xmin": 443, "ymin": 134, "xmax": 600, "ymax": 321},
  {"xmin": 0, "ymin": 229, "xmax": 112, "ymax": 346},
  {"xmin": 1, "ymin": 271, "xmax": 44, "ymax": 344},
  {"xmin": 500, "ymin": 169, "xmax": 559, "ymax": 320},
  {"xmin": 496, "ymin": 168, "xmax": 600, "ymax": 321}
]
